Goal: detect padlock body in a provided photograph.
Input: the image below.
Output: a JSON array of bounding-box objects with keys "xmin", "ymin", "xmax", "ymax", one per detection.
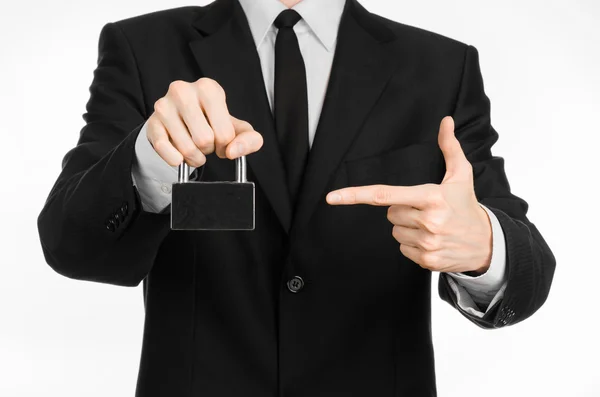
[{"xmin": 171, "ymin": 181, "xmax": 255, "ymax": 230}]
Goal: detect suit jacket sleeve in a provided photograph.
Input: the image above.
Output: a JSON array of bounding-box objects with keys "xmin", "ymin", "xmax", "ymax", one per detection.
[
  {"xmin": 437, "ymin": 44, "xmax": 556, "ymax": 329},
  {"xmin": 36, "ymin": 22, "xmax": 171, "ymax": 287}
]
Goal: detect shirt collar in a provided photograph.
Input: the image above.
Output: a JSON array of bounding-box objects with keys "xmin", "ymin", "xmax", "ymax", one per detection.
[{"xmin": 237, "ymin": 0, "xmax": 346, "ymax": 52}]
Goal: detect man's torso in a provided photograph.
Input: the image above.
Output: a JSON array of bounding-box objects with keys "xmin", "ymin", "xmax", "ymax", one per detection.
[{"xmin": 114, "ymin": 1, "xmax": 469, "ymax": 395}]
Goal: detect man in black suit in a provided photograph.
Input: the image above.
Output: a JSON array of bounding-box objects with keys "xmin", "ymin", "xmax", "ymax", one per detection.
[{"xmin": 37, "ymin": 0, "xmax": 556, "ymax": 395}]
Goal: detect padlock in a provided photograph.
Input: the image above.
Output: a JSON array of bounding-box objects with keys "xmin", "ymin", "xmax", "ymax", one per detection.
[{"xmin": 170, "ymin": 156, "xmax": 255, "ymax": 230}]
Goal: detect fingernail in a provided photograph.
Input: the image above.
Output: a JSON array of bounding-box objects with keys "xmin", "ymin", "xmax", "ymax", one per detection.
[
  {"xmin": 327, "ymin": 193, "xmax": 341, "ymax": 203},
  {"xmin": 236, "ymin": 142, "xmax": 244, "ymax": 156}
]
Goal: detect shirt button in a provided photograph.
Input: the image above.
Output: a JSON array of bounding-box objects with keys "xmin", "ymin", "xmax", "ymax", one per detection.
[
  {"xmin": 161, "ymin": 184, "xmax": 171, "ymax": 194},
  {"xmin": 287, "ymin": 276, "xmax": 304, "ymax": 293}
]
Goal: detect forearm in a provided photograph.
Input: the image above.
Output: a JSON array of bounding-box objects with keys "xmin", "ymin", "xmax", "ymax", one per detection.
[
  {"xmin": 37, "ymin": 22, "xmax": 172, "ymax": 287},
  {"xmin": 37, "ymin": 120, "xmax": 172, "ymax": 286}
]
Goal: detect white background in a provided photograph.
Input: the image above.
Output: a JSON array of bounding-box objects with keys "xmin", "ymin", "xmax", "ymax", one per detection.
[{"xmin": 1, "ymin": 0, "xmax": 598, "ymax": 396}]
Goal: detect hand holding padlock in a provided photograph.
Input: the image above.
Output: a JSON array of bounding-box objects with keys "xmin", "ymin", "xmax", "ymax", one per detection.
[
  {"xmin": 142, "ymin": 77, "xmax": 263, "ymax": 230},
  {"xmin": 146, "ymin": 77, "xmax": 264, "ymax": 168}
]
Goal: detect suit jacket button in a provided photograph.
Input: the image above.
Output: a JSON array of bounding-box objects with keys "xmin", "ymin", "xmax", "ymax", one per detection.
[
  {"xmin": 106, "ymin": 219, "xmax": 116, "ymax": 232},
  {"xmin": 287, "ymin": 276, "xmax": 304, "ymax": 293}
]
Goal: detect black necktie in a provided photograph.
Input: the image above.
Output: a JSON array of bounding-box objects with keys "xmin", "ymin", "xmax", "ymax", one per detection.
[{"xmin": 273, "ymin": 9, "xmax": 309, "ymax": 211}]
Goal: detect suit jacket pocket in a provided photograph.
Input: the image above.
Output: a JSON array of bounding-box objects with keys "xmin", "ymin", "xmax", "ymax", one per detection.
[{"xmin": 345, "ymin": 142, "xmax": 445, "ymax": 187}]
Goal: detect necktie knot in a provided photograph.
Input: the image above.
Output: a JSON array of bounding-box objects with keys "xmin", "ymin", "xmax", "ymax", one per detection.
[{"xmin": 274, "ymin": 9, "xmax": 302, "ymax": 29}]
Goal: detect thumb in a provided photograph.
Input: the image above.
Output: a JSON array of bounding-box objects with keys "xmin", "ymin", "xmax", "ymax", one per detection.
[{"xmin": 437, "ymin": 116, "xmax": 471, "ymax": 183}]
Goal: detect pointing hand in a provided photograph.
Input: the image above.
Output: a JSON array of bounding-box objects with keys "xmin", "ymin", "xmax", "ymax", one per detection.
[{"xmin": 326, "ymin": 116, "xmax": 493, "ymax": 275}]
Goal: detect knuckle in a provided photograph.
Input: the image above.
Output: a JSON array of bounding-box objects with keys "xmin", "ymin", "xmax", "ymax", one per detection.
[
  {"xmin": 179, "ymin": 143, "xmax": 200, "ymax": 159},
  {"xmin": 421, "ymin": 252, "xmax": 440, "ymax": 269},
  {"xmin": 193, "ymin": 135, "xmax": 214, "ymax": 151},
  {"xmin": 346, "ymin": 191, "xmax": 357, "ymax": 204},
  {"xmin": 387, "ymin": 205, "xmax": 398, "ymax": 222},
  {"xmin": 153, "ymin": 97, "xmax": 168, "ymax": 115},
  {"xmin": 165, "ymin": 159, "xmax": 178, "ymax": 167},
  {"xmin": 171, "ymin": 89, "xmax": 188, "ymax": 106},
  {"xmin": 214, "ymin": 124, "xmax": 236, "ymax": 145},
  {"xmin": 387, "ymin": 206, "xmax": 393, "ymax": 221},
  {"xmin": 165, "ymin": 155, "xmax": 182, "ymax": 167},
  {"xmin": 169, "ymin": 83, "xmax": 192, "ymax": 106},
  {"xmin": 420, "ymin": 233, "xmax": 440, "ymax": 251},
  {"xmin": 188, "ymin": 157, "xmax": 206, "ymax": 168},
  {"xmin": 422, "ymin": 212, "xmax": 445, "ymax": 234},
  {"xmin": 196, "ymin": 77, "xmax": 214, "ymax": 88},
  {"xmin": 197, "ymin": 77, "xmax": 225, "ymax": 97},
  {"xmin": 372, "ymin": 186, "xmax": 391, "ymax": 205},
  {"xmin": 391, "ymin": 225, "xmax": 402, "ymax": 240},
  {"xmin": 399, "ymin": 243, "xmax": 408, "ymax": 255},
  {"xmin": 168, "ymin": 79, "xmax": 187, "ymax": 93},
  {"xmin": 151, "ymin": 138, "xmax": 167, "ymax": 153}
]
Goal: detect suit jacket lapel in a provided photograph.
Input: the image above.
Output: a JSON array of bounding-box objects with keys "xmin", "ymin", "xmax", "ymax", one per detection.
[
  {"xmin": 188, "ymin": 0, "xmax": 401, "ymax": 236},
  {"xmin": 189, "ymin": 0, "xmax": 294, "ymax": 234},
  {"xmin": 291, "ymin": 0, "xmax": 401, "ymax": 234}
]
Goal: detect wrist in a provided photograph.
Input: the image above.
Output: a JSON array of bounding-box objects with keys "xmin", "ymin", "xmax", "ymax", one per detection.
[
  {"xmin": 467, "ymin": 261, "xmax": 490, "ymax": 277},
  {"xmin": 469, "ymin": 205, "xmax": 493, "ymax": 275}
]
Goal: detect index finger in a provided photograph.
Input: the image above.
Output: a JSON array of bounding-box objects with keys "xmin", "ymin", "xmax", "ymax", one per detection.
[{"xmin": 326, "ymin": 184, "xmax": 436, "ymax": 208}]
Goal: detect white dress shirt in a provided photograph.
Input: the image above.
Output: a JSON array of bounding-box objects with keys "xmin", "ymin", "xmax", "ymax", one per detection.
[{"xmin": 130, "ymin": 0, "xmax": 508, "ymax": 318}]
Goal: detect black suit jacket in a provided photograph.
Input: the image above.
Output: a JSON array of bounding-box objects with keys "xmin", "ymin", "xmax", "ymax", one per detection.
[{"xmin": 37, "ymin": 0, "xmax": 556, "ymax": 396}]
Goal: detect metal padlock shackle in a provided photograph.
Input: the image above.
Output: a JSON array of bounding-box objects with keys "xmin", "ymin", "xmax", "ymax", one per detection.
[
  {"xmin": 177, "ymin": 155, "xmax": 247, "ymax": 183},
  {"xmin": 172, "ymin": 155, "xmax": 254, "ymax": 230}
]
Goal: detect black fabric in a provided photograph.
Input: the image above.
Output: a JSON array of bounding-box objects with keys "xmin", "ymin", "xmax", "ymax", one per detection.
[
  {"xmin": 36, "ymin": 0, "xmax": 556, "ymax": 396},
  {"xmin": 273, "ymin": 9, "xmax": 309, "ymax": 213}
]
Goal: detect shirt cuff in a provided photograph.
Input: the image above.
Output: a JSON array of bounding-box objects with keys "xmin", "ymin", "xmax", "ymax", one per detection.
[
  {"xmin": 444, "ymin": 203, "xmax": 508, "ymax": 317},
  {"xmin": 445, "ymin": 275, "xmax": 507, "ymax": 318},
  {"xmin": 131, "ymin": 119, "xmax": 196, "ymax": 213}
]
